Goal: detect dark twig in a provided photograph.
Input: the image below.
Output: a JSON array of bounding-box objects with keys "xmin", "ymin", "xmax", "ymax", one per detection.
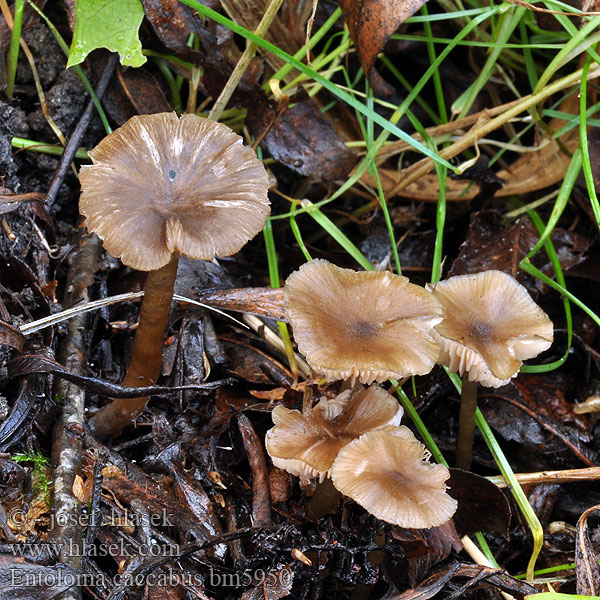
[
  {"xmin": 46, "ymin": 54, "xmax": 117, "ymax": 206},
  {"xmin": 83, "ymin": 451, "xmax": 107, "ymax": 556}
]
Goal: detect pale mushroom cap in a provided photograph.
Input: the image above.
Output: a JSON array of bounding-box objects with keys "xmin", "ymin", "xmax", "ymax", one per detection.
[
  {"xmin": 79, "ymin": 112, "xmax": 271, "ymax": 271},
  {"xmin": 284, "ymin": 260, "xmax": 443, "ymax": 384},
  {"xmin": 426, "ymin": 271, "xmax": 553, "ymax": 387},
  {"xmin": 331, "ymin": 427, "xmax": 457, "ymax": 529},
  {"xmin": 265, "ymin": 385, "xmax": 403, "ymax": 481}
]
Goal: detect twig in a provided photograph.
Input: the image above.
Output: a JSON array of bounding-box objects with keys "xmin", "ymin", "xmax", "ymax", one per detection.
[
  {"xmin": 46, "ymin": 54, "xmax": 118, "ymax": 206},
  {"xmin": 49, "ymin": 231, "xmax": 102, "ymax": 600},
  {"xmin": 487, "ymin": 467, "xmax": 600, "ymax": 488}
]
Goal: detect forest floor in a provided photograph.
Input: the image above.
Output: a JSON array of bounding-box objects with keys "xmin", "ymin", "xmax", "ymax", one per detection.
[{"xmin": 0, "ymin": 0, "xmax": 599, "ymax": 599}]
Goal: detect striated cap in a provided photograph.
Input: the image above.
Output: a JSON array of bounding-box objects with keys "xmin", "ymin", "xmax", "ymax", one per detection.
[
  {"xmin": 284, "ymin": 260, "xmax": 443, "ymax": 384},
  {"xmin": 79, "ymin": 112, "xmax": 271, "ymax": 271},
  {"xmin": 426, "ymin": 270, "xmax": 553, "ymax": 387},
  {"xmin": 330, "ymin": 427, "xmax": 457, "ymax": 529},
  {"xmin": 265, "ymin": 385, "xmax": 403, "ymax": 482}
]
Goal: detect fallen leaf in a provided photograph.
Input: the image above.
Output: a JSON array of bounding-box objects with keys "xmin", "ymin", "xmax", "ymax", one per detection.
[
  {"xmin": 449, "ymin": 210, "xmax": 591, "ymax": 297},
  {"xmin": 391, "ymin": 522, "xmax": 462, "ymax": 586},
  {"xmin": 220, "ymin": 338, "xmax": 294, "ymax": 386},
  {"xmin": 340, "ymin": 0, "xmax": 427, "ymax": 76},
  {"xmin": 141, "ymin": 0, "xmax": 263, "ymax": 98},
  {"xmin": 194, "ymin": 287, "xmax": 286, "ymax": 321},
  {"xmin": 246, "ymin": 90, "xmax": 357, "ymax": 181},
  {"xmin": 576, "ymin": 504, "xmax": 600, "ymax": 595},
  {"xmin": 103, "ymin": 66, "xmax": 172, "ymax": 125},
  {"xmin": 67, "ymin": 0, "xmax": 146, "ymax": 68},
  {"xmin": 365, "ymin": 84, "xmax": 582, "ymax": 200},
  {"xmin": 447, "ymin": 469, "xmax": 511, "ymax": 536}
]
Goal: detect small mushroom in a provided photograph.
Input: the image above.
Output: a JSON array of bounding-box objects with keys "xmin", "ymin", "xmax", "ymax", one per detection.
[
  {"xmin": 265, "ymin": 384, "xmax": 403, "ymax": 482},
  {"xmin": 426, "ymin": 270, "xmax": 553, "ymax": 469},
  {"xmin": 330, "ymin": 427, "xmax": 457, "ymax": 529},
  {"xmin": 80, "ymin": 113, "xmax": 270, "ymax": 437},
  {"xmin": 284, "ymin": 260, "xmax": 443, "ymax": 384}
]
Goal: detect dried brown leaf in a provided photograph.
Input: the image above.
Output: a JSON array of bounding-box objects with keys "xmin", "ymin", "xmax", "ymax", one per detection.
[
  {"xmin": 194, "ymin": 287, "xmax": 286, "ymax": 321},
  {"xmin": 390, "ymin": 522, "xmax": 462, "ymax": 586},
  {"xmin": 247, "ymin": 90, "xmax": 357, "ymax": 181},
  {"xmin": 339, "ymin": 0, "xmax": 427, "ymax": 76},
  {"xmin": 576, "ymin": 504, "xmax": 600, "ymax": 595},
  {"xmin": 447, "ymin": 469, "xmax": 511, "ymax": 536}
]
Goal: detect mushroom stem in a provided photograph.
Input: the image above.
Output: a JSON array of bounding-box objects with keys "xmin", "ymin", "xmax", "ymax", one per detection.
[
  {"xmin": 456, "ymin": 377, "xmax": 478, "ymax": 470},
  {"xmin": 89, "ymin": 254, "xmax": 180, "ymax": 438}
]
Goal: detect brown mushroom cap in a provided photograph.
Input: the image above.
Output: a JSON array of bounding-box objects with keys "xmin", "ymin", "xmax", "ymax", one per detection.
[
  {"xmin": 330, "ymin": 427, "xmax": 457, "ymax": 528},
  {"xmin": 426, "ymin": 270, "xmax": 553, "ymax": 387},
  {"xmin": 265, "ymin": 385, "xmax": 403, "ymax": 482},
  {"xmin": 284, "ymin": 260, "xmax": 443, "ymax": 384},
  {"xmin": 79, "ymin": 113, "xmax": 270, "ymax": 271}
]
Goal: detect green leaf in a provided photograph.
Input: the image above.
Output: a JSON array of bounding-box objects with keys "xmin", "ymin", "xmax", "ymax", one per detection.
[{"xmin": 67, "ymin": 0, "xmax": 146, "ymax": 68}]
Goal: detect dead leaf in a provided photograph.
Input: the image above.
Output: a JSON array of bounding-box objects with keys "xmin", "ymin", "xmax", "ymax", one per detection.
[
  {"xmin": 576, "ymin": 504, "xmax": 600, "ymax": 595},
  {"xmin": 246, "ymin": 90, "xmax": 357, "ymax": 181},
  {"xmin": 71, "ymin": 474, "xmax": 88, "ymax": 503},
  {"xmin": 219, "ymin": 0, "xmax": 301, "ymax": 75},
  {"xmin": 479, "ymin": 382, "xmax": 598, "ymax": 470},
  {"xmin": 194, "ymin": 287, "xmax": 286, "ymax": 321},
  {"xmin": 449, "ymin": 210, "xmax": 591, "ymax": 296},
  {"xmin": 238, "ymin": 413, "xmax": 272, "ymax": 526},
  {"xmin": 104, "ymin": 65, "xmax": 172, "ymax": 125},
  {"xmin": 339, "ymin": 0, "xmax": 427, "ymax": 77},
  {"xmin": 0, "ymin": 320, "xmax": 25, "ymax": 351},
  {"xmin": 364, "ymin": 83, "xmax": 582, "ymax": 200},
  {"xmin": 447, "ymin": 469, "xmax": 511, "ymax": 536},
  {"xmin": 393, "ymin": 563, "xmax": 539, "ymax": 599},
  {"xmin": 391, "ymin": 521, "xmax": 462, "ymax": 586},
  {"xmin": 141, "ymin": 0, "xmax": 263, "ymax": 98},
  {"xmin": 221, "ymin": 338, "xmax": 294, "ymax": 386}
]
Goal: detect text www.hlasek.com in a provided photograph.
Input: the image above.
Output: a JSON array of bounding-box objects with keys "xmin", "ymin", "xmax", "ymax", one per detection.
[{"xmin": 8, "ymin": 538, "xmax": 180, "ymax": 559}]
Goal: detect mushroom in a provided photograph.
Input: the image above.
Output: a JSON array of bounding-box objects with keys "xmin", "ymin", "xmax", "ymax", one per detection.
[
  {"xmin": 330, "ymin": 427, "xmax": 457, "ymax": 529},
  {"xmin": 283, "ymin": 260, "xmax": 443, "ymax": 384},
  {"xmin": 426, "ymin": 270, "xmax": 553, "ymax": 469},
  {"xmin": 265, "ymin": 384, "xmax": 403, "ymax": 482},
  {"xmin": 80, "ymin": 112, "xmax": 270, "ymax": 437}
]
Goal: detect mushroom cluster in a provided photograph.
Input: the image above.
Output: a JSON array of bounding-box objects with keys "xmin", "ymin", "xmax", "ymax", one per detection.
[
  {"xmin": 266, "ymin": 385, "xmax": 457, "ymax": 529},
  {"xmin": 272, "ymin": 260, "xmax": 554, "ymax": 522}
]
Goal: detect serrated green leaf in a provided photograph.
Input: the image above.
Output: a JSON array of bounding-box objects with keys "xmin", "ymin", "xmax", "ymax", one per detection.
[{"xmin": 67, "ymin": 0, "xmax": 146, "ymax": 68}]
